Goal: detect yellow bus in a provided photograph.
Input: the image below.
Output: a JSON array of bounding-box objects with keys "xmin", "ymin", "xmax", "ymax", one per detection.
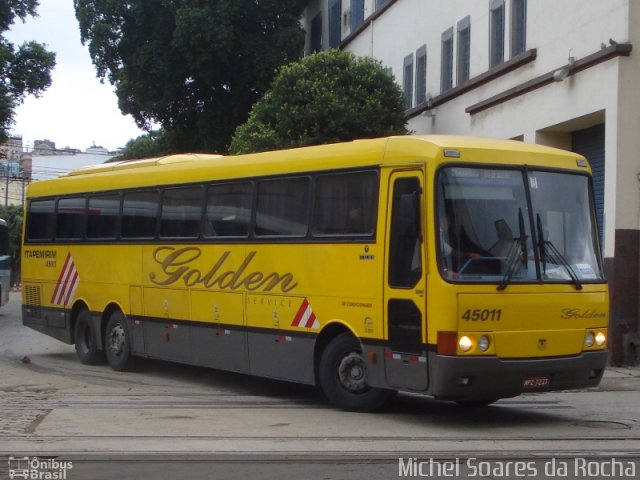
[{"xmin": 22, "ymin": 135, "xmax": 608, "ymax": 411}]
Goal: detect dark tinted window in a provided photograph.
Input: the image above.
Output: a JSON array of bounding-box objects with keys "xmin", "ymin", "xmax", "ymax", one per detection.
[
  {"xmin": 122, "ymin": 191, "xmax": 159, "ymax": 238},
  {"xmin": 0, "ymin": 224, "xmax": 9, "ymax": 255},
  {"xmin": 205, "ymin": 183, "xmax": 252, "ymax": 237},
  {"xmin": 313, "ymin": 171, "xmax": 377, "ymax": 236},
  {"xmin": 388, "ymin": 177, "xmax": 422, "ymax": 288},
  {"xmin": 160, "ymin": 187, "xmax": 203, "ymax": 238},
  {"xmin": 256, "ymin": 178, "xmax": 309, "ymax": 236},
  {"xmin": 27, "ymin": 200, "xmax": 56, "ymax": 241},
  {"xmin": 490, "ymin": 0, "xmax": 505, "ymax": 68},
  {"xmin": 87, "ymin": 194, "xmax": 120, "ymax": 239},
  {"xmin": 56, "ymin": 197, "xmax": 86, "ymax": 240}
]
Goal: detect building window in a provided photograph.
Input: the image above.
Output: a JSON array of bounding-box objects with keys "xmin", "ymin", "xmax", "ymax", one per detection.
[
  {"xmin": 376, "ymin": 0, "xmax": 390, "ymax": 10},
  {"xmin": 310, "ymin": 12, "xmax": 322, "ymax": 53},
  {"xmin": 490, "ymin": 0, "xmax": 505, "ymax": 68},
  {"xmin": 415, "ymin": 45, "xmax": 427, "ymax": 105},
  {"xmin": 457, "ymin": 16, "xmax": 471, "ymax": 84},
  {"xmin": 511, "ymin": 0, "xmax": 527, "ymax": 57},
  {"xmin": 441, "ymin": 27, "xmax": 454, "ymax": 93},
  {"xmin": 350, "ymin": 0, "xmax": 365, "ymax": 31},
  {"xmin": 328, "ymin": 0, "xmax": 342, "ymax": 48},
  {"xmin": 403, "ymin": 53, "xmax": 414, "ymax": 110}
]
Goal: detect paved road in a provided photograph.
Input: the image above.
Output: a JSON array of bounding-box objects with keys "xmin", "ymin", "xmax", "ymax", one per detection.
[{"xmin": 1, "ymin": 292, "xmax": 639, "ymax": 479}]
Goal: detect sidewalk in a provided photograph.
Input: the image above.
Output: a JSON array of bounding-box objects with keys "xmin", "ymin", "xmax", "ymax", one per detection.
[{"xmin": 598, "ymin": 365, "xmax": 640, "ymax": 391}]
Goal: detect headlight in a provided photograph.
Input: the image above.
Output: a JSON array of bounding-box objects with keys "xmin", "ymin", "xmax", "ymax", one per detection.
[
  {"xmin": 595, "ymin": 331, "xmax": 606, "ymax": 347},
  {"xmin": 459, "ymin": 336, "xmax": 473, "ymax": 352},
  {"xmin": 478, "ymin": 335, "xmax": 490, "ymax": 352},
  {"xmin": 584, "ymin": 331, "xmax": 595, "ymax": 348}
]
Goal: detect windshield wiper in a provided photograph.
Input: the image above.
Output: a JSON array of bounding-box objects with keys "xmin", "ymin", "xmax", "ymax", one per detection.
[
  {"xmin": 536, "ymin": 214, "xmax": 546, "ymax": 276},
  {"xmin": 536, "ymin": 213, "xmax": 582, "ymax": 290},
  {"xmin": 497, "ymin": 209, "xmax": 527, "ymax": 291},
  {"xmin": 518, "ymin": 208, "xmax": 528, "ymax": 271},
  {"xmin": 540, "ymin": 239, "xmax": 583, "ymax": 290}
]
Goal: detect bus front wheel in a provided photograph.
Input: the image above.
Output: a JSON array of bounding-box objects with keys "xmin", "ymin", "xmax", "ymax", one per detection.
[
  {"xmin": 318, "ymin": 332, "xmax": 394, "ymax": 412},
  {"xmin": 74, "ymin": 309, "xmax": 105, "ymax": 365},
  {"xmin": 104, "ymin": 311, "xmax": 134, "ymax": 372}
]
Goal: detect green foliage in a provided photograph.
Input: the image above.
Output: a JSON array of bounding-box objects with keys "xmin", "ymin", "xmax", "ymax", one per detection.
[
  {"xmin": 74, "ymin": 0, "xmax": 308, "ymax": 154},
  {"xmin": 0, "ymin": 1, "xmax": 56, "ymax": 143},
  {"xmin": 0, "ymin": 204, "xmax": 23, "ymax": 284},
  {"xmin": 115, "ymin": 130, "xmax": 174, "ymax": 161},
  {"xmin": 229, "ymin": 50, "xmax": 408, "ymax": 155}
]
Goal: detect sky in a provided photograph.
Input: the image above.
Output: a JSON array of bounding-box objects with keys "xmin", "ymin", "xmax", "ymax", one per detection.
[{"xmin": 6, "ymin": 0, "xmax": 144, "ymax": 152}]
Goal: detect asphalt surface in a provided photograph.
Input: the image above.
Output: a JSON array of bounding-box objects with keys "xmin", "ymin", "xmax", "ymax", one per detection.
[{"xmin": 1, "ymin": 292, "xmax": 639, "ymax": 479}]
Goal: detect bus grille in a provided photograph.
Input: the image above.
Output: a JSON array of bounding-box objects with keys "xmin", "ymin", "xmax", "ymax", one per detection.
[
  {"xmin": 24, "ymin": 285, "xmax": 43, "ymax": 319},
  {"xmin": 24, "ymin": 285, "xmax": 41, "ymax": 306}
]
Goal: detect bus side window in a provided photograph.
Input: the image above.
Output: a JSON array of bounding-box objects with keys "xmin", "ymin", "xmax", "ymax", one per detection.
[
  {"xmin": 87, "ymin": 194, "xmax": 120, "ymax": 239},
  {"xmin": 160, "ymin": 187, "xmax": 203, "ymax": 239},
  {"xmin": 312, "ymin": 171, "xmax": 377, "ymax": 236},
  {"xmin": 122, "ymin": 191, "xmax": 159, "ymax": 239},
  {"xmin": 205, "ymin": 183, "xmax": 252, "ymax": 238},
  {"xmin": 255, "ymin": 178, "xmax": 310, "ymax": 237},
  {"xmin": 56, "ymin": 197, "xmax": 86, "ymax": 240},
  {"xmin": 27, "ymin": 199, "xmax": 56, "ymax": 241},
  {"xmin": 388, "ymin": 177, "xmax": 422, "ymax": 288}
]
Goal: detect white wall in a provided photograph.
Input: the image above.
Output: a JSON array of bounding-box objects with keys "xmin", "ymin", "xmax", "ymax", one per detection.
[
  {"xmin": 302, "ymin": 0, "xmax": 635, "ymax": 258},
  {"xmin": 31, "ymin": 153, "xmax": 114, "ymax": 181}
]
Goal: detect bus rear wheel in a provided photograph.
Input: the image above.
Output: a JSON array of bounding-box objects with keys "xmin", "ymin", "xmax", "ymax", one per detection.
[
  {"xmin": 104, "ymin": 311, "xmax": 134, "ymax": 372},
  {"xmin": 74, "ymin": 309, "xmax": 105, "ymax": 365},
  {"xmin": 318, "ymin": 332, "xmax": 394, "ymax": 412}
]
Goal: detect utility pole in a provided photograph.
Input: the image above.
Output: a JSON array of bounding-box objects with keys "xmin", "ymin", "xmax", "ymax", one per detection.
[{"xmin": 4, "ymin": 167, "xmax": 8, "ymax": 209}]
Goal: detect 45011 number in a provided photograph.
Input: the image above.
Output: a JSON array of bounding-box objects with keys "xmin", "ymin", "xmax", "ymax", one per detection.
[{"xmin": 461, "ymin": 309, "xmax": 502, "ymax": 321}]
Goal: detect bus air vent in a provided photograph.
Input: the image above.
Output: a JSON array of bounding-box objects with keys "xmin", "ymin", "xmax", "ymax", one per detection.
[{"xmin": 25, "ymin": 285, "xmax": 42, "ymax": 306}]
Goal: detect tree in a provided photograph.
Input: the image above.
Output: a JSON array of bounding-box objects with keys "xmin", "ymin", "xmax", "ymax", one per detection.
[
  {"xmin": 74, "ymin": 0, "xmax": 307, "ymax": 154},
  {"xmin": 0, "ymin": 204, "xmax": 23, "ymax": 284},
  {"xmin": 115, "ymin": 130, "xmax": 173, "ymax": 161},
  {"xmin": 229, "ymin": 50, "xmax": 408, "ymax": 155},
  {"xmin": 0, "ymin": 0, "xmax": 56, "ymax": 143}
]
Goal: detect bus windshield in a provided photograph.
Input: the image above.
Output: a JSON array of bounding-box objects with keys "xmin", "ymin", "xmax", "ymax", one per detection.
[{"xmin": 437, "ymin": 166, "xmax": 604, "ymax": 285}]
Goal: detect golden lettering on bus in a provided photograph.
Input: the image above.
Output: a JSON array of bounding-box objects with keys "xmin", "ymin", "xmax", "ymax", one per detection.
[{"xmin": 149, "ymin": 246, "xmax": 298, "ymax": 293}]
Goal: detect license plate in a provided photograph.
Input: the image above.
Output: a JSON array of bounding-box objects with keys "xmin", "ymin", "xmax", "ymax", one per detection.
[{"xmin": 522, "ymin": 375, "xmax": 551, "ymax": 388}]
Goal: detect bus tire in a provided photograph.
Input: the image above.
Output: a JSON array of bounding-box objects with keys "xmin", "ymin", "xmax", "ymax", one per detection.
[
  {"xmin": 104, "ymin": 310, "xmax": 134, "ymax": 372},
  {"xmin": 318, "ymin": 332, "xmax": 394, "ymax": 412},
  {"xmin": 74, "ymin": 309, "xmax": 105, "ymax": 365}
]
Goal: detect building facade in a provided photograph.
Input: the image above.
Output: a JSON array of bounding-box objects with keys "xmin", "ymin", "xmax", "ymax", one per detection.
[
  {"xmin": 0, "ymin": 135, "xmax": 31, "ymax": 207},
  {"xmin": 302, "ymin": 0, "xmax": 640, "ymax": 364}
]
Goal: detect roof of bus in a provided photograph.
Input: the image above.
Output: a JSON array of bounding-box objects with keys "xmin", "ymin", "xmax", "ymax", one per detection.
[{"xmin": 27, "ymin": 135, "xmax": 589, "ymax": 198}]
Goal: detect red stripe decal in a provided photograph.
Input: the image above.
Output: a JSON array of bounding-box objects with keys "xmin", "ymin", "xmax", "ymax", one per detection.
[
  {"xmin": 50, "ymin": 253, "xmax": 72, "ymax": 303},
  {"xmin": 292, "ymin": 298, "xmax": 309, "ymax": 327}
]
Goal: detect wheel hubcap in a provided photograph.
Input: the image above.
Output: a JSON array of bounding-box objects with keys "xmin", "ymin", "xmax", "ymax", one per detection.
[
  {"xmin": 338, "ymin": 352, "xmax": 368, "ymax": 393},
  {"xmin": 109, "ymin": 323, "xmax": 125, "ymax": 357}
]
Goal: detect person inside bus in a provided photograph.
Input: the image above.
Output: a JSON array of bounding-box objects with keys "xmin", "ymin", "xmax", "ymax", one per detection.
[{"xmin": 440, "ymin": 206, "xmax": 492, "ymax": 276}]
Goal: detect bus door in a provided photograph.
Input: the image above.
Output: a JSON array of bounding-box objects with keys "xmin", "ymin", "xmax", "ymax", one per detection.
[{"xmin": 383, "ymin": 170, "xmax": 428, "ymax": 391}]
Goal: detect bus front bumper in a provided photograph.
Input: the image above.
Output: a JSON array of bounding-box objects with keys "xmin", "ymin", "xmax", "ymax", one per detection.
[{"xmin": 429, "ymin": 350, "xmax": 608, "ymax": 401}]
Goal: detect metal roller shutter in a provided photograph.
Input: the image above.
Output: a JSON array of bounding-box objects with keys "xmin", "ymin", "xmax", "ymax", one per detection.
[{"xmin": 572, "ymin": 124, "xmax": 605, "ymax": 246}]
